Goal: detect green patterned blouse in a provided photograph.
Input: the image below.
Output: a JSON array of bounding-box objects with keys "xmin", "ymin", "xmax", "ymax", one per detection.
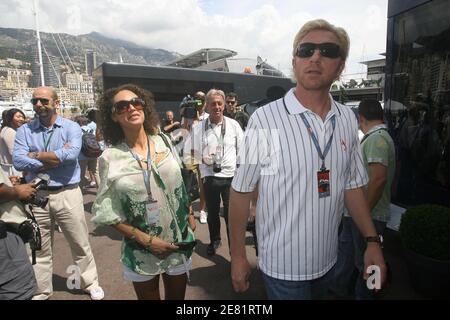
[{"xmin": 92, "ymin": 134, "xmax": 194, "ymax": 276}]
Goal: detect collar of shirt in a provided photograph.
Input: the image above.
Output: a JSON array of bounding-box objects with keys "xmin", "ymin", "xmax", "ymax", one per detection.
[
  {"xmin": 30, "ymin": 115, "xmax": 64, "ymax": 132},
  {"xmin": 208, "ymin": 120, "xmax": 223, "ymax": 129},
  {"xmin": 284, "ymin": 88, "xmax": 340, "ymax": 121},
  {"xmin": 366, "ymin": 123, "xmax": 388, "ymax": 136}
]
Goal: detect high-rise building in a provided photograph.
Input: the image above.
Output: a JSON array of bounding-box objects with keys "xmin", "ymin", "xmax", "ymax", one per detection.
[
  {"xmin": 85, "ymin": 50, "xmax": 97, "ymax": 76},
  {"xmin": 30, "ymin": 48, "xmax": 61, "ymax": 87}
]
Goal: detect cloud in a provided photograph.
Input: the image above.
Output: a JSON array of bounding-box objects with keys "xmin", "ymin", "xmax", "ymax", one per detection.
[{"xmin": 1, "ymin": 0, "xmax": 388, "ymax": 77}]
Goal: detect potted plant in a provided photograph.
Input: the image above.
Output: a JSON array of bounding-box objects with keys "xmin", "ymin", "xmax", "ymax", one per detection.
[{"xmin": 399, "ymin": 204, "xmax": 450, "ymax": 298}]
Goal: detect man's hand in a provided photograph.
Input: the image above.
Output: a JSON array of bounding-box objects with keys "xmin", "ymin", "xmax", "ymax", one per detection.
[
  {"xmin": 231, "ymin": 256, "xmax": 251, "ymax": 293},
  {"xmin": 33, "ymin": 151, "xmax": 60, "ymax": 168},
  {"xmin": 27, "ymin": 151, "xmax": 38, "ymax": 159},
  {"xmin": 14, "ymin": 183, "xmax": 37, "ymax": 201},
  {"xmin": 363, "ymin": 243, "xmax": 387, "ymax": 292}
]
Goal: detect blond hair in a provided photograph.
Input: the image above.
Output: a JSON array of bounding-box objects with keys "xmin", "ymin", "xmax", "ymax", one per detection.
[{"xmin": 292, "ymin": 19, "xmax": 350, "ymax": 62}]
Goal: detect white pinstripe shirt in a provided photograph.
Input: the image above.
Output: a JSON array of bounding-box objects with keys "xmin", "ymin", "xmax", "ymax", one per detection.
[{"xmin": 232, "ymin": 88, "xmax": 368, "ymax": 281}]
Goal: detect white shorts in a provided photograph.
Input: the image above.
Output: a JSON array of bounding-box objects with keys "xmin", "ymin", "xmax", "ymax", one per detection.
[{"xmin": 122, "ymin": 258, "xmax": 192, "ymax": 282}]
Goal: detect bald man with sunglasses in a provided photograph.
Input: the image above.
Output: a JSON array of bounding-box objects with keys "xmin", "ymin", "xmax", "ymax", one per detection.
[
  {"xmin": 12, "ymin": 86, "xmax": 104, "ymax": 300},
  {"xmin": 229, "ymin": 19, "xmax": 387, "ymax": 299}
]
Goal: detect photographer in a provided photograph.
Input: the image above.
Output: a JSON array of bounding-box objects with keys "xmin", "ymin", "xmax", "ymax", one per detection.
[
  {"xmin": 0, "ymin": 169, "xmax": 37, "ymax": 300},
  {"xmin": 184, "ymin": 89, "xmax": 243, "ymax": 256},
  {"xmin": 179, "ymin": 92, "xmax": 209, "ymax": 223},
  {"xmin": 180, "ymin": 92, "xmax": 209, "ymax": 131},
  {"xmin": 162, "ymin": 110, "xmax": 180, "ymax": 135}
]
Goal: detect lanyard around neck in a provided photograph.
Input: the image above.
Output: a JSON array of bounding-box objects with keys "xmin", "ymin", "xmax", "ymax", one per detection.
[
  {"xmin": 42, "ymin": 129, "xmax": 55, "ymax": 152},
  {"xmin": 128, "ymin": 135, "xmax": 154, "ymax": 200},
  {"xmin": 300, "ymin": 112, "xmax": 336, "ymax": 170},
  {"xmin": 203, "ymin": 117, "xmax": 226, "ymax": 151}
]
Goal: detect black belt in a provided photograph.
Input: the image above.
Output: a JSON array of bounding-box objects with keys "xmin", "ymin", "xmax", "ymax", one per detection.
[{"xmin": 39, "ymin": 183, "xmax": 79, "ymax": 191}]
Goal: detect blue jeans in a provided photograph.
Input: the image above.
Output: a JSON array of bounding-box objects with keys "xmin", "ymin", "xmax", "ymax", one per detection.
[
  {"xmin": 331, "ymin": 217, "xmax": 386, "ymax": 300},
  {"xmin": 262, "ymin": 267, "xmax": 335, "ymax": 300}
]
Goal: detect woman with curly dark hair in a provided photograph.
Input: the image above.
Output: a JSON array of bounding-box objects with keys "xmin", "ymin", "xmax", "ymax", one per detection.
[{"xmin": 92, "ymin": 84, "xmax": 196, "ymax": 300}]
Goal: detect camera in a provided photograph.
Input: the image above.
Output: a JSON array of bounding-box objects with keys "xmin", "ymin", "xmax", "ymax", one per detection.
[
  {"xmin": 18, "ymin": 219, "xmax": 42, "ymax": 251},
  {"xmin": 22, "ymin": 173, "xmax": 50, "ymax": 208},
  {"xmin": 213, "ymin": 161, "xmax": 222, "ymax": 173},
  {"xmin": 212, "ymin": 153, "xmax": 222, "ymax": 173},
  {"xmin": 180, "ymin": 95, "xmax": 202, "ymax": 119}
]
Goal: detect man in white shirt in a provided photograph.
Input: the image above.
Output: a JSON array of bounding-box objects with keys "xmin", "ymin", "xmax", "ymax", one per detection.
[
  {"xmin": 185, "ymin": 89, "xmax": 243, "ymax": 256},
  {"xmin": 229, "ymin": 19, "xmax": 387, "ymax": 299}
]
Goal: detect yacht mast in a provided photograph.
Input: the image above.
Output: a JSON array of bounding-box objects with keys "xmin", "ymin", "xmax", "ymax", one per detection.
[{"xmin": 33, "ymin": 0, "xmax": 45, "ymax": 86}]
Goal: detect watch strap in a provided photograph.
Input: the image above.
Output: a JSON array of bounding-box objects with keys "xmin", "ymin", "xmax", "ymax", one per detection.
[{"xmin": 365, "ymin": 235, "xmax": 383, "ymax": 248}]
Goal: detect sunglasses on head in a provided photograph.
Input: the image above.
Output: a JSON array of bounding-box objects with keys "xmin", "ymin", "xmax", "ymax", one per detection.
[
  {"xmin": 31, "ymin": 98, "xmax": 50, "ymax": 106},
  {"xmin": 112, "ymin": 97, "xmax": 145, "ymax": 114},
  {"xmin": 296, "ymin": 42, "xmax": 341, "ymax": 59}
]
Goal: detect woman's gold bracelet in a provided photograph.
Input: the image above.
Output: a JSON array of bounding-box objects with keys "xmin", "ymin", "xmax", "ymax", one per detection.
[
  {"xmin": 147, "ymin": 235, "xmax": 154, "ymax": 249},
  {"xmin": 130, "ymin": 227, "xmax": 137, "ymax": 240}
]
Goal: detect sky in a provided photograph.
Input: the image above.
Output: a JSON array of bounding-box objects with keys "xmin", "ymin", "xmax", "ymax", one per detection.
[{"xmin": 0, "ymin": 0, "xmax": 388, "ymax": 79}]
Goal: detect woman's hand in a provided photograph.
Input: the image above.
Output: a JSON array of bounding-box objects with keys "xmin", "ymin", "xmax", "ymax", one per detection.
[{"xmin": 145, "ymin": 236, "xmax": 178, "ymax": 260}]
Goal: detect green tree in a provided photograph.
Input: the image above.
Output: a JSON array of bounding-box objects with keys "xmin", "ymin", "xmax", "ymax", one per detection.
[{"xmin": 339, "ymin": 85, "xmax": 348, "ymax": 104}]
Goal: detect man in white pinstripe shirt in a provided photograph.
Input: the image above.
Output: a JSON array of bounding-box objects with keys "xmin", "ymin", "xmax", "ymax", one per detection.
[{"xmin": 229, "ymin": 19, "xmax": 387, "ymax": 300}]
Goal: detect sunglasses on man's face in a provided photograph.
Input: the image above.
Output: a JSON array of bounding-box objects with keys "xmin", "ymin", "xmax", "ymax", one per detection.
[
  {"xmin": 112, "ymin": 98, "xmax": 145, "ymax": 114},
  {"xmin": 31, "ymin": 98, "xmax": 50, "ymax": 106},
  {"xmin": 296, "ymin": 42, "xmax": 341, "ymax": 59}
]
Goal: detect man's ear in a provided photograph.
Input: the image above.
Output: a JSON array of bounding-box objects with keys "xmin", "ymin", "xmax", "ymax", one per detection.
[{"xmin": 53, "ymin": 99, "xmax": 60, "ymax": 111}]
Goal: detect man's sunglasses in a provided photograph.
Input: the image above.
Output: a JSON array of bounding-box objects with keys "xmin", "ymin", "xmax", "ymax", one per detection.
[
  {"xmin": 31, "ymin": 98, "xmax": 50, "ymax": 106},
  {"xmin": 296, "ymin": 42, "xmax": 341, "ymax": 59},
  {"xmin": 112, "ymin": 98, "xmax": 145, "ymax": 114}
]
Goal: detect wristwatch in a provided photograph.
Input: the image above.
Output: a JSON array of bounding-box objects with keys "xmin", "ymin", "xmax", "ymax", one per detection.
[
  {"xmin": 30, "ymin": 151, "xmax": 39, "ymax": 159},
  {"xmin": 365, "ymin": 235, "xmax": 383, "ymax": 246}
]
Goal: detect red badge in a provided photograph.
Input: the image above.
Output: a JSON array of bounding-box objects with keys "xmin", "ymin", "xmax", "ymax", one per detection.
[{"xmin": 317, "ymin": 169, "xmax": 331, "ymax": 198}]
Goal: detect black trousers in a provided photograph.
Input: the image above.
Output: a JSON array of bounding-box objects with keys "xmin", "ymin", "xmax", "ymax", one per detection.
[{"xmin": 203, "ymin": 176, "xmax": 233, "ymax": 245}]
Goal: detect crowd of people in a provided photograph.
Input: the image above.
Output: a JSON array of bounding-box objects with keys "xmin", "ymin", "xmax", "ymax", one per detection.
[{"xmin": 0, "ymin": 18, "xmax": 395, "ymax": 300}]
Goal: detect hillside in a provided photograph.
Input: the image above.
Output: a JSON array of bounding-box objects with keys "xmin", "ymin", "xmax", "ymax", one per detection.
[{"xmin": 0, "ymin": 27, "xmax": 181, "ymax": 71}]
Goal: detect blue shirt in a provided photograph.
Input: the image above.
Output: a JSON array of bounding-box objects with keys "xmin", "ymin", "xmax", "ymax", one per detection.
[{"xmin": 13, "ymin": 116, "xmax": 82, "ymax": 187}]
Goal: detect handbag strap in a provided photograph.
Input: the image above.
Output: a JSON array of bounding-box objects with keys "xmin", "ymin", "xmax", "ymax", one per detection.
[{"xmin": 158, "ymin": 133, "xmax": 185, "ymax": 169}]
